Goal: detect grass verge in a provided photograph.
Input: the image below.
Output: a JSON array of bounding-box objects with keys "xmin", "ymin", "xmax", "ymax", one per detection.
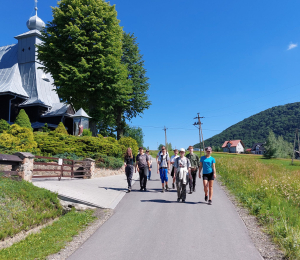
[
  {"xmin": 214, "ymin": 153, "xmax": 300, "ymax": 259},
  {"xmin": 0, "ymin": 209, "xmax": 96, "ymax": 260},
  {"xmin": 0, "ymin": 178, "xmax": 62, "ymax": 240}
]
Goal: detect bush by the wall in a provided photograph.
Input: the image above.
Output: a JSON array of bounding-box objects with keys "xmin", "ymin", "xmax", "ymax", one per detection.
[
  {"xmin": 54, "ymin": 122, "xmax": 68, "ymax": 135},
  {"xmin": 15, "ymin": 109, "xmax": 33, "ymax": 131},
  {"xmin": 82, "ymin": 129, "xmax": 92, "ymax": 136},
  {"xmin": 0, "ymin": 119, "xmax": 10, "ymax": 133},
  {"xmin": 0, "ymin": 124, "xmax": 38, "ymax": 153},
  {"xmin": 94, "ymin": 154, "xmax": 123, "ymax": 169},
  {"xmin": 34, "ymin": 133, "xmax": 124, "ymax": 158}
]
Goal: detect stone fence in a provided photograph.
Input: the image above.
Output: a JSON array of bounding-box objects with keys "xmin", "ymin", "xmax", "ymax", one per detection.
[{"xmin": 0, "ymin": 152, "xmax": 125, "ymax": 182}]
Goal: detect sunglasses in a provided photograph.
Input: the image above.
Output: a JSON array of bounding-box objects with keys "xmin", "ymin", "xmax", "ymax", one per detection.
[{"xmin": 162, "ymin": 149, "xmax": 165, "ymax": 150}]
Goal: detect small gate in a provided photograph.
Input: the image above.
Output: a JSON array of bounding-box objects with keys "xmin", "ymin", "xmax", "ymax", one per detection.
[{"xmin": 33, "ymin": 156, "xmax": 91, "ymax": 181}]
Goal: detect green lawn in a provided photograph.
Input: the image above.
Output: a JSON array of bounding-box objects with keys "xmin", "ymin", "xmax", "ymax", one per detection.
[
  {"xmin": 0, "ymin": 210, "xmax": 96, "ymax": 260},
  {"xmin": 0, "ymin": 178, "xmax": 62, "ymax": 240}
]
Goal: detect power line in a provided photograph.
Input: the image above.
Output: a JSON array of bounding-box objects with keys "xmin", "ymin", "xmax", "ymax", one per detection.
[{"xmin": 193, "ymin": 113, "xmax": 205, "ymax": 156}]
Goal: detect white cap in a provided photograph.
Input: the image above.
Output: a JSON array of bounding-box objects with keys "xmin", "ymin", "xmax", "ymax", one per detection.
[{"xmin": 180, "ymin": 148, "xmax": 185, "ymax": 152}]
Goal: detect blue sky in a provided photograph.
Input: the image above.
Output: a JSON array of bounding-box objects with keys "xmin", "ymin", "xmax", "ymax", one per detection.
[{"xmin": 1, "ymin": 0, "xmax": 300, "ymax": 149}]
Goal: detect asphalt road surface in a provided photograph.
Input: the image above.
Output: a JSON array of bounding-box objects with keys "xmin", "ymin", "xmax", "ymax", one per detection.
[{"xmin": 68, "ymin": 163, "xmax": 262, "ymax": 260}]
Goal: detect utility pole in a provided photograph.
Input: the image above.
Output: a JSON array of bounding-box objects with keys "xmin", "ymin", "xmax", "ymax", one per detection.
[
  {"xmin": 193, "ymin": 113, "xmax": 205, "ymax": 157},
  {"xmin": 163, "ymin": 126, "xmax": 168, "ymax": 153}
]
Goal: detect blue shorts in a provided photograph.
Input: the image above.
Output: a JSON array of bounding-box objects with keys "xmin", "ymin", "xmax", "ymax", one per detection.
[{"xmin": 159, "ymin": 168, "xmax": 168, "ymax": 183}]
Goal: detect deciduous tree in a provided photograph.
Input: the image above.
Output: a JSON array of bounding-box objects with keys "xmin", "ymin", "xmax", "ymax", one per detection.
[{"xmin": 37, "ymin": 0, "xmax": 131, "ymax": 136}]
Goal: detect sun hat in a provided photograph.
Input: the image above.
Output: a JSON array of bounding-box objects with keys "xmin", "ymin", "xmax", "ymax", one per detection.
[
  {"xmin": 146, "ymin": 149, "xmax": 149, "ymax": 152},
  {"xmin": 139, "ymin": 147, "xmax": 143, "ymax": 150},
  {"xmin": 205, "ymin": 147, "xmax": 212, "ymax": 152},
  {"xmin": 180, "ymin": 148, "xmax": 185, "ymax": 152}
]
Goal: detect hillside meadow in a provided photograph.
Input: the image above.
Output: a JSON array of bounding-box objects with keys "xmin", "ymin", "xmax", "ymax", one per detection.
[{"xmin": 151, "ymin": 150, "xmax": 300, "ymax": 259}]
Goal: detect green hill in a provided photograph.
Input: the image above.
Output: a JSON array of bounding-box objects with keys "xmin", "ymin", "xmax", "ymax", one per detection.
[{"xmin": 195, "ymin": 102, "xmax": 300, "ymax": 149}]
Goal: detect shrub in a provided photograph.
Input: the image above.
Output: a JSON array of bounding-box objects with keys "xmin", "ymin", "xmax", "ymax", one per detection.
[
  {"xmin": 94, "ymin": 154, "xmax": 123, "ymax": 169},
  {"xmin": 0, "ymin": 119, "xmax": 10, "ymax": 133},
  {"xmin": 119, "ymin": 137, "xmax": 138, "ymax": 156},
  {"xmin": 0, "ymin": 124, "xmax": 38, "ymax": 153},
  {"xmin": 14, "ymin": 109, "xmax": 32, "ymax": 131},
  {"xmin": 82, "ymin": 129, "xmax": 92, "ymax": 136},
  {"xmin": 42, "ymin": 123, "xmax": 51, "ymax": 133},
  {"xmin": 54, "ymin": 122, "xmax": 68, "ymax": 135}
]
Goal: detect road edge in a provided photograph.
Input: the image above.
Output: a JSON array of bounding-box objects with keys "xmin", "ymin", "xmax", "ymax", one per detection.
[{"xmin": 216, "ymin": 179, "xmax": 285, "ymax": 260}]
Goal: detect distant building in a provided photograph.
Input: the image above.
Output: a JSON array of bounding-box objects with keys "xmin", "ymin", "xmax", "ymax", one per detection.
[
  {"xmin": 251, "ymin": 143, "xmax": 265, "ymax": 155},
  {"xmin": 222, "ymin": 140, "xmax": 245, "ymax": 153},
  {"xmin": 0, "ymin": 4, "xmax": 90, "ymax": 134}
]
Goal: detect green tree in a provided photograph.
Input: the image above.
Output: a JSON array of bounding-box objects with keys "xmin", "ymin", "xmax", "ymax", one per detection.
[
  {"xmin": 264, "ymin": 131, "xmax": 278, "ymax": 159},
  {"xmin": 37, "ymin": 0, "xmax": 131, "ymax": 136},
  {"xmin": 54, "ymin": 122, "xmax": 68, "ymax": 135},
  {"xmin": 123, "ymin": 125, "xmax": 144, "ymax": 148},
  {"xmin": 0, "ymin": 119, "xmax": 10, "ymax": 133},
  {"xmin": 166, "ymin": 142, "xmax": 172, "ymax": 151},
  {"xmin": 115, "ymin": 32, "xmax": 151, "ymax": 139},
  {"xmin": 15, "ymin": 109, "xmax": 32, "ymax": 131},
  {"xmin": 82, "ymin": 129, "xmax": 92, "ymax": 136},
  {"xmin": 42, "ymin": 123, "xmax": 50, "ymax": 133}
]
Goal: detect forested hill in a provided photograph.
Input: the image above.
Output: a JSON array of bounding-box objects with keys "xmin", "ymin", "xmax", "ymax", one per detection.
[{"xmin": 194, "ymin": 102, "xmax": 300, "ymax": 149}]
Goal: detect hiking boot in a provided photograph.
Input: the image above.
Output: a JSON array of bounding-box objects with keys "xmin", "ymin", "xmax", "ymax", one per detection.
[
  {"xmin": 127, "ymin": 188, "xmax": 131, "ymax": 193},
  {"xmin": 182, "ymin": 200, "xmax": 186, "ymax": 203},
  {"xmin": 177, "ymin": 198, "xmax": 180, "ymax": 202},
  {"xmin": 172, "ymin": 183, "xmax": 175, "ymax": 189},
  {"xmin": 165, "ymin": 185, "xmax": 169, "ymax": 191},
  {"xmin": 162, "ymin": 188, "xmax": 165, "ymax": 193},
  {"xmin": 143, "ymin": 187, "xmax": 147, "ymax": 191},
  {"xmin": 193, "ymin": 188, "xmax": 196, "ymax": 192},
  {"xmin": 205, "ymin": 195, "xmax": 208, "ymax": 201},
  {"xmin": 208, "ymin": 200, "xmax": 212, "ymax": 205},
  {"xmin": 140, "ymin": 188, "xmax": 143, "ymax": 191},
  {"xmin": 189, "ymin": 190, "xmax": 193, "ymax": 194}
]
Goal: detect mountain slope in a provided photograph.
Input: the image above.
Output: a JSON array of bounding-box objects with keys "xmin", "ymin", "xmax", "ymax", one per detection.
[{"xmin": 195, "ymin": 102, "xmax": 300, "ymax": 149}]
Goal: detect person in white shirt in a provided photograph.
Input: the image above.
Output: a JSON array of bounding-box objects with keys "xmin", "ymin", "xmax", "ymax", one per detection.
[
  {"xmin": 170, "ymin": 149, "xmax": 179, "ymax": 189},
  {"xmin": 173, "ymin": 148, "xmax": 192, "ymax": 203},
  {"xmin": 156, "ymin": 146, "xmax": 169, "ymax": 163}
]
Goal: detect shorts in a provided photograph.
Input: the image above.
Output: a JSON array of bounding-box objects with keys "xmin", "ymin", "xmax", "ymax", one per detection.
[
  {"xmin": 159, "ymin": 168, "xmax": 168, "ymax": 183},
  {"xmin": 171, "ymin": 167, "xmax": 175, "ymax": 178},
  {"xmin": 203, "ymin": 172, "xmax": 214, "ymax": 181}
]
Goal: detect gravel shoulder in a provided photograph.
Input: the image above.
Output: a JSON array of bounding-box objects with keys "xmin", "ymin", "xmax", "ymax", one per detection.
[
  {"xmin": 217, "ymin": 179, "xmax": 285, "ymax": 260},
  {"xmin": 47, "ymin": 208, "xmax": 113, "ymax": 260}
]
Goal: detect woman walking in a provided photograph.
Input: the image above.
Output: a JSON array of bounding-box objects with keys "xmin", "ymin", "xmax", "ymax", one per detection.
[
  {"xmin": 199, "ymin": 147, "xmax": 216, "ymax": 205},
  {"xmin": 124, "ymin": 148, "xmax": 135, "ymax": 193}
]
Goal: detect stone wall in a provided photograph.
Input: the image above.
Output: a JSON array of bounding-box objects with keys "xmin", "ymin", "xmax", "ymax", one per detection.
[{"xmin": 93, "ymin": 165, "xmax": 125, "ymax": 178}]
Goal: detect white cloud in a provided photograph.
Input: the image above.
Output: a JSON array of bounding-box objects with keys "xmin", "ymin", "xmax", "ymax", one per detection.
[{"xmin": 287, "ymin": 43, "xmax": 298, "ymax": 50}]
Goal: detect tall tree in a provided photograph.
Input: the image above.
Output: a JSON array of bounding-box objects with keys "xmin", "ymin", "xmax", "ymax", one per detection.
[
  {"xmin": 123, "ymin": 125, "xmax": 144, "ymax": 147},
  {"xmin": 114, "ymin": 32, "xmax": 151, "ymax": 139},
  {"xmin": 37, "ymin": 0, "xmax": 131, "ymax": 136}
]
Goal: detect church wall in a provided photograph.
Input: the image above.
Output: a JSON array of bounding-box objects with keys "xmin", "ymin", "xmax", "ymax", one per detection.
[
  {"xmin": 0, "ymin": 95, "xmax": 25, "ymax": 122},
  {"xmin": 22, "ymin": 106, "xmax": 47, "ymax": 122}
]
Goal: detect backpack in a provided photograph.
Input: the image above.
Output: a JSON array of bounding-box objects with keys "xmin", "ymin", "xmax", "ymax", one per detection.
[{"xmin": 160, "ymin": 154, "xmax": 169, "ymax": 167}]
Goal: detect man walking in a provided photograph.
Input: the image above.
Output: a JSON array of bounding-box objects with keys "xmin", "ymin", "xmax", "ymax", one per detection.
[
  {"xmin": 170, "ymin": 149, "xmax": 179, "ymax": 189},
  {"xmin": 156, "ymin": 146, "xmax": 169, "ymax": 164},
  {"xmin": 186, "ymin": 146, "xmax": 200, "ymax": 194},
  {"xmin": 136, "ymin": 147, "xmax": 150, "ymax": 191},
  {"xmin": 173, "ymin": 148, "xmax": 192, "ymax": 203},
  {"xmin": 157, "ymin": 146, "xmax": 170, "ymax": 192}
]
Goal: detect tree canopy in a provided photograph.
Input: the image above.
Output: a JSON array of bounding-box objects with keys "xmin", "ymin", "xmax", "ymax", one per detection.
[
  {"xmin": 195, "ymin": 102, "xmax": 300, "ymax": 148},
  {"xmin": 37, "ymin": 0, "xmax": 131, "ymax": 136},
  {"xmin": 123, "ymin": 125, "xmax": 144, "ymax": 148}
]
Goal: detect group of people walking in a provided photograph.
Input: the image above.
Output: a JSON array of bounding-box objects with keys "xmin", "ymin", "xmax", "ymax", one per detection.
[{"xmin": 124, "ymin": 146, "xmax": 216, "ymax": 204}]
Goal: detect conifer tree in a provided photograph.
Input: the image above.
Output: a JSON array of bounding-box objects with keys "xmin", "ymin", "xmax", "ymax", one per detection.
[
  {"xmin": 54, "ymin": 122, "xmax": 68, "ymax": 135},
  {"xmin": 15, "ymin": 109, "xmax": 32, "ymax": 131},
  {"xmin": 37, "ymin": 0, "xmax": 131, "ymax": 136},
  {"xmin": 0, "ymin": 119, "xmax": 10, "ymax": 133}
]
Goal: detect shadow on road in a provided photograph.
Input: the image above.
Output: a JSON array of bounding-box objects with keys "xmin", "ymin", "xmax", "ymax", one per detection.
[{"xmin": 140, "ymin": 199, "xmax": 205, "ymax": 205}]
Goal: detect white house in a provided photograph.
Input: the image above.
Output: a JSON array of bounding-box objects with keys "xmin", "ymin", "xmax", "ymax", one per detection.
[{"xmin": 222, "ymin": 140, "xmax": 245, "ymax": 153}]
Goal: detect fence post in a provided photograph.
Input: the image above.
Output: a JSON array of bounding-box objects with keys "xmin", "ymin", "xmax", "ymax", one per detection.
[
  {"xmin": 83, "ymin": 158, "xmax": 95, "ymax": 179},
  {"xmin": 14, "ymin": 152, "xmax": 35, "ymax": 182}
]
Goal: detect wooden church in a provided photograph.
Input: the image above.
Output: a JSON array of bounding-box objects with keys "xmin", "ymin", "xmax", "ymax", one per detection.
[{"xmin": 0, "ymin": 4, "xmax": 90, "ymax": 135}]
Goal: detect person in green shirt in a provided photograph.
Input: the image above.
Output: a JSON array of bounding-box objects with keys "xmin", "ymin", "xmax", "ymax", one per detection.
[{"xmin": 186, "ymin": 146, "xmax": 200, "ymax": 194}]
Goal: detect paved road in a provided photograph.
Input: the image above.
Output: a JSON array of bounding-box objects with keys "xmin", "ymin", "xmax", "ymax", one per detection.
[
  {"xmin": 68, "ymin": 163, "xmax": 262, "ymax": 260},
  {"xmin": 33, "ymin": 172, "xmax": 139, "ymax": 209}
]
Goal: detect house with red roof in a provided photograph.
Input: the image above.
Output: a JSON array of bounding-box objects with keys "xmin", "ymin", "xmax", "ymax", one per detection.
[{"xmin": 222, "ymin": 140, "xmax": 245, "ymax": 153}]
